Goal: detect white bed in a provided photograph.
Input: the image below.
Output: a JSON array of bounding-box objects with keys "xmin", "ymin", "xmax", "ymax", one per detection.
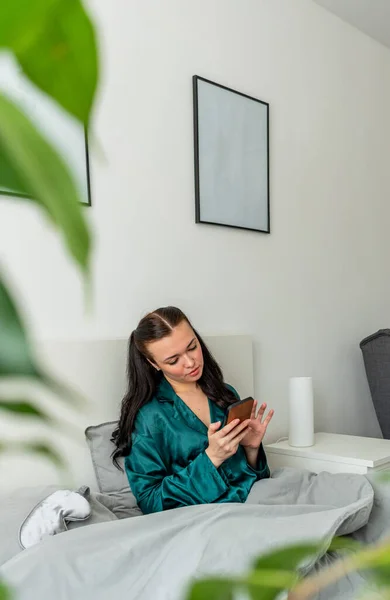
[
  {"xmin": 1, "ymin": 336, "xmax": 387, "ymax": 600},
  {"xmin": 0, "ymin": 335, "xmax": 254, "ymax": 492}
]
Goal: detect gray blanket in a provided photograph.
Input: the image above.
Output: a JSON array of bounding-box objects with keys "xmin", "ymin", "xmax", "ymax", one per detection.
[{"xmin": 1, "ymin": 468, "xmax": 388, "ymax": 600}]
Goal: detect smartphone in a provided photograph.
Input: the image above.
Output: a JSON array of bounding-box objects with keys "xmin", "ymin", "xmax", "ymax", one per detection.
[{"xmin": 223, "ymin": 396, "xmax": 254, "ymax": 426}]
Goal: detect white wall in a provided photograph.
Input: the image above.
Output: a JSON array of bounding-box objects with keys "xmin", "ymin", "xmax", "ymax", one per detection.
[{"xmin": 1, "ymin": 0, "xmax": 389, "ymax": 441}]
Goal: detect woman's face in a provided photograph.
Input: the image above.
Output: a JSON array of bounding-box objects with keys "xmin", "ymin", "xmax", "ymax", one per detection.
[{"xmin": 146, "ymin": 320, "xmax": 204, "ymax": 385}]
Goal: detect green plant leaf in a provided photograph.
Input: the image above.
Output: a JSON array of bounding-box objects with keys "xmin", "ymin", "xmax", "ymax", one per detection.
[
  {"xmin": 186, "ymin": 578, "xmax": 235, "ymax": 600},
  {"xmin": 0, "ymin": 0, "xmax": 56, "ymax": 48},
  {"xmin": 0, "ymin": 0, "xmax": 98, "ymax": 124},
  {"xmin": 0, "ymin": 149, "xmax": 29, "ymax": 195},
  {"xmin": 254, "ymin": 543, "xmax": 320, "ymax": 572},
  {"xmin": 246, "ymin": 569, "xmax": 299, "ymax": 600},
  {"xmin": 0, "ymin": 272, "xmax": 40, "ymax": 378},
  {"xmin": 0, "ymin": 93, "xmax": 91, "ymax": 271},
  {"xmin": 24, "ymin": 442, "xmax": 65, "ymax": 469},
  {"xmin": 0, "ymin": 440, "xmax": 65, "ymax": 470},
  {"xmin": 328, "ymin": 536, "xmax": 362, "ymax": 553},
  {"xmin": 370, "ymin": 568, "xmax": 390, "ymax": 587},
  {"xmin": 0, "ymin": 272, "xmax": 83, "ymax": 406},
  {"xmin": 0, "ymin": 400, "xmax": 50, "ymax": 420},
  {"xmin": 377, "ymin": 471, "xmax": 390, "ymax": 484},
  {"xmin": 364, "ymin": 547, "xmax": 390, "ymax": 587},
  {"xmin": 243, "ymin": 544, "xmax": 321, "ymax": 600},
  {"xmin": 246, "ymin": 586, "xmax": 283, "ymax": 600},
  {"xmin": 0, "ymin": 581, "xmax": 11, "ymax": 600}
]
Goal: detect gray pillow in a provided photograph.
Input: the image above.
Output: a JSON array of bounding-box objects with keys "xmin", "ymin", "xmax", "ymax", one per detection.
[
  {"xmin": 0, "ymin": 485, "xmax": 117, "ymax": 567},
  {"xmin": 85, "ymin": 421, "xmax": 142, "ymax": 519}
]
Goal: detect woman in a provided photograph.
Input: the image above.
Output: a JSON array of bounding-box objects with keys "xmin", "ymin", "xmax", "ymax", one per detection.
[{"xmin": 112, "ymin": 307, "xmax": 274, "ymax": 514}]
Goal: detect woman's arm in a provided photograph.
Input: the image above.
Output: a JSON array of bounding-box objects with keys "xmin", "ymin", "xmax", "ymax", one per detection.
[
  {"xmin": 243, "ymin": 443, "xmax": 270, "ymax": 479},
  {"xmin": 244, "ymin": 447, "xmax": 259, "ymax": 469},
  {"xmin": 125, "ymin": 432, "xmax": 229, "ymax": 514}
]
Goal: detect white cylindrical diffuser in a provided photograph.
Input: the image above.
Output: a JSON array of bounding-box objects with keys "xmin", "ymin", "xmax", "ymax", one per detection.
[{"xmin": 288, "ymin": 377, "xmax": 314, "ymax": 447}]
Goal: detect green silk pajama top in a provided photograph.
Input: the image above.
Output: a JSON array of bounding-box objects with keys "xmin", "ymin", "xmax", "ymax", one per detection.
[{"xmin": 125, "ymin": 377, "xmax": 270, "ymax": 514}]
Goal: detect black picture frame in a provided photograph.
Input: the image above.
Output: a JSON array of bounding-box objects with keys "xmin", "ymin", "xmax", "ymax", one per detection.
[
  {"xmin": 193, "ymin": 75, "xmax": 270, "ymax": 233},
  {"xmin": 0, "ymin": 127, "xmax": 92, "ymax": 207},
  {"xmin": 83, "ymin": 129, "xmax": 93, "ymax": 207}
]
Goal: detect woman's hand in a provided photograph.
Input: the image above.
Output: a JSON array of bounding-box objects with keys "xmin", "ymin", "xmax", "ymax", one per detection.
[
  {"xmin": 240, "ymin": 401, "xmax": 274, "ymax": 450},
  {"xmin": 205, "ymin": 419, "xmax": 250, "ymax": 468}
]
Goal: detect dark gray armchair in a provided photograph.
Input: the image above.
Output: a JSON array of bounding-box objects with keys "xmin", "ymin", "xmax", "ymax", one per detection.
[{"xmin": 360, "ymin": 329, "xmax": 390, "ymax": 439}]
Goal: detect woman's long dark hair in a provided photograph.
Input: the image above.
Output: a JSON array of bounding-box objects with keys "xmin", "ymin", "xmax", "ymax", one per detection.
[{"xmin": 111, "ymin": 306, "xmax": 237, "ymax": 468}]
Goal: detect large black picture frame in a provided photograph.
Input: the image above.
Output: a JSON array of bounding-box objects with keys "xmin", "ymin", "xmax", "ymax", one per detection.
[{"xmin": 193, "ymin": 75, "xmax": 270, "ymax": 233}]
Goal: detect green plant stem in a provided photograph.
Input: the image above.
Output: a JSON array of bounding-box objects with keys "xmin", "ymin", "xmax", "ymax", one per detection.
[{"xmin": 288, "ymin": 537, "xmax": 390, "ymax": 600}]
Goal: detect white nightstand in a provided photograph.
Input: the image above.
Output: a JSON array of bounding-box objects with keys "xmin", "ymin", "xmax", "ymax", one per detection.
[{"xmin": 264, "ymin": 432, "xmax": 390, "ymax": 475}]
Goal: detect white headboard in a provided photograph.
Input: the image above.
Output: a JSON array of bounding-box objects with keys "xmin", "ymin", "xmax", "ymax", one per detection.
[{"xmin": 0, "ymin": 335, "xmax": 253, "ymax": 492}]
